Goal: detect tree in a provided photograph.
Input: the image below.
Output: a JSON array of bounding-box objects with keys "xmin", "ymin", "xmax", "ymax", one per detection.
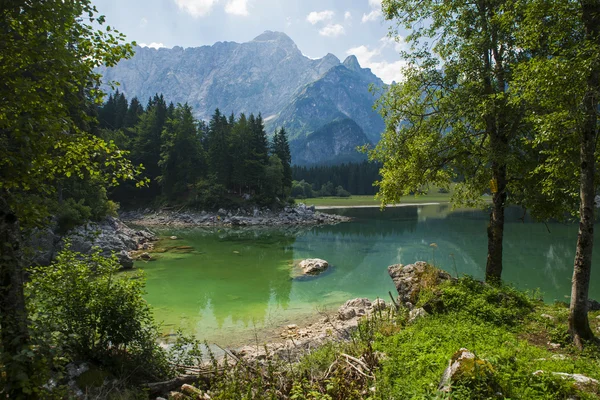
[
  {"xmin": 512, "ymin": 0, "xmax": 600, "ymax": 347},
  {"xmin": 0, "ymin": 1, "xmax": 137, "ymax": 395},
  {"xmin": 230, "ymin": 113, "xmax": 251, "ymax": 193},
  {"xmin": 245, "ymin": 114, "xmax": 269, "ymax": 192},
  {"xmin": 272, "ymin": 127, "xmax": 293, "ymax": 196},
  {"xmin": 207, "ymin": 109, "xmax": 232, "ymax": 186},
  {"xmin": 158, "ymin": 104, "xmax": 206, "ymax": 200},
  {"xmin": 372, "ymin": 0, "xmax": 526, "ymax": 283}
]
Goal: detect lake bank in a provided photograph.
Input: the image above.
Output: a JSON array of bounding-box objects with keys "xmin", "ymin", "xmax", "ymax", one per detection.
[{"xmin": 120, "ymin": 204, "xmax": 350, "ymax": 228}]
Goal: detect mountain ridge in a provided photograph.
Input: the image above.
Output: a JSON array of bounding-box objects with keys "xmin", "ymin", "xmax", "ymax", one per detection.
[{"xmin": 98, "ymin": 31, "xmax": 386, "ymax": 165}]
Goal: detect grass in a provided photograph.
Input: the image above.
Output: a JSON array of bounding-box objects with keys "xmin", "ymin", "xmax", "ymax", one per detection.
[{"xmin": 297, "ymin": 193, "xmax": 453, "ymax": 208}]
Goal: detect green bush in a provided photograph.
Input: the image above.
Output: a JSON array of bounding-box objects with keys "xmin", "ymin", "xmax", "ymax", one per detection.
[
  {"xmin": 26, "ymin": 247, "xmax": 171, "ymax": 384},
  {"xmin": 335, "ymin": 186, "xmax": 351, "ymax": 197},
  {"xmin": 56, "ymin": 198, "xmax": 93, "ymax": 233},
  {"xmin": 430, "ymin": 276, "xmax": 534, "ymax": 326}
]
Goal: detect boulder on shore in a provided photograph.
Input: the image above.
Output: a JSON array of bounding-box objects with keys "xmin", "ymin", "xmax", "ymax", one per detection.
[
  {"xmin": 439, "ymin": 348, "xmax": 494, "ymax": 393},
  {"xmin": 26, "ymin": 216, "xmax": 156, "ymax": 270},
  {"xmin": 388, "ymin": 261, "xmax": 453, "ymax": 307},
  {"xmin": 338, "ymin": 298, "xmax": 371, "ymax": 321},
  {"xmin": 298, "ymin": 258, "xmax": 329, "ymax": 275}
]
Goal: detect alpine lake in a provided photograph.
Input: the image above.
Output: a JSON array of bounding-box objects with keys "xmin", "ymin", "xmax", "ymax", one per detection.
[{"xmin": 137, "ymin": 205, "xmax": 600, "ymax": 347}]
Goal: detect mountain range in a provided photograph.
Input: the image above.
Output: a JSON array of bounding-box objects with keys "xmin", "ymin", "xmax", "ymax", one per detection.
[{"xmin": 98, "ymin": 31, "xmax": 386, "ymax": 165}]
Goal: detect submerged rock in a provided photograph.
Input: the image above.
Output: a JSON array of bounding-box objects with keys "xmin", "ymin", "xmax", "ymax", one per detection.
[{"xmin": 298, "ymin": 258, "xmax": 329, "ymax": 275}]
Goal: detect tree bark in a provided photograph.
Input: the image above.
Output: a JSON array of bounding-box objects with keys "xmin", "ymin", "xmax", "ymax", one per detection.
[
  {"xmin": 0, "ymin": 195, "xmax": 31, "ymax": 397},
  {"xmin": 486, "ymin": 162, "xmax": 507, "ymax": 284},
  {"xmin": 569, "ymin": 0, "xmax": 600, "ymax": 349}
]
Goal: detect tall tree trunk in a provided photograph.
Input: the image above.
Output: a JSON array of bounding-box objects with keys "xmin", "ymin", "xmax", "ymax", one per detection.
[
  {"xmin": 0, "ymin": 196, "xmax": 31, "ymax": 397},
  {"xmin": 486, "ymin": 162, "xmax": 507, "ymax": 284},
  {"xmin": 569, "ymin": 0, "xmax": 600, "ymax": 349}
]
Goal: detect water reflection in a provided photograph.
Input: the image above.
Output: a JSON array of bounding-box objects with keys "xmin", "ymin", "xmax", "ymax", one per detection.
[{"xmin": 141, "ymin": 205, "xmax": 597, "ymax": 344}]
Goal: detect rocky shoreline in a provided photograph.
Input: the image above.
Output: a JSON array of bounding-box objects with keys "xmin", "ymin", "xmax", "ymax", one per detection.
[
  {"xmin": 26, "ymin": 205, "xmax": 349, "ymax": 269},
  {"xmin": 120, "ymin": 204, "xmax": 350, "ymax": 227},
  {"xmin": 231, "ymin": 297, "xmax": 389, "ymax": 364}
]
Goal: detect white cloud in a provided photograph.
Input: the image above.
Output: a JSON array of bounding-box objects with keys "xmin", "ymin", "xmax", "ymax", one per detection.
[
  {"xmin": 139, "ymin": 42, "xmax": 166, "ymax": 49},
  {"xmin": 140, "ymin": 17, "xmax": 148, "ymax": 27},
  {"xmin": 362, "ymin": 10, "xmax": 381, "ymax": 22},
  {"xmin": 174, "ymin": 0, "xmax": 219, "ymax": 17},
  {"xmin": 362, "ymin": 0, "xmax": 383, "ymax": 23},
  {"xmin": 346, "ymin": 44, "xmax": 407, "ymax": 83},
  {"xmin": 348, "ymin": 45, "xmax": 380, "ymax": 62},
  {"xmin": 306, "ymin": 10, "xmax": 334, "ymax": 25},
  {"xmin": 344, "ymin": 11, "xmax": 352, "ymax": 20},
  {"xmin": 319, "ymin": 24, "xmax": 345, "ymax": 37},
  {"xmin": 380, "ymin": 35, "xmax": 409, "ymax": 53},
  {"xmin": 225, "ymin": 0, "xmax": 248, "ymax": 16}
]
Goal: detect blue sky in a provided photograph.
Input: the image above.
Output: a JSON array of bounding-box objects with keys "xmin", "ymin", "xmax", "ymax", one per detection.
[{"xmin": 93, "ymin": 0, "xmax": 409, "ymax": 83}]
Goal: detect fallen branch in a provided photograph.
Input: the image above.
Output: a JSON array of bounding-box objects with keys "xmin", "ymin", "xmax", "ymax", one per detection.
[
  {"xmin": 340, "ymin": 353, "xmax": 370, "ymax": 372},
  {"xmin": 142, "ymin": 374, "xmax": 209, "ymax": 396}
]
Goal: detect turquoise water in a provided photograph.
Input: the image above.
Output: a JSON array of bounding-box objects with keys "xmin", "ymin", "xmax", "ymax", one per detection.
[{"xmin": 139, "ymin": 205, "xmax": 598, "ymax": 346}]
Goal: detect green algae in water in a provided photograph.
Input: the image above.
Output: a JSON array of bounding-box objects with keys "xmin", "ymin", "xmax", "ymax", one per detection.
[{"xmin": 139, "ymin": 205, "xmax": 600, "ymax": 347}]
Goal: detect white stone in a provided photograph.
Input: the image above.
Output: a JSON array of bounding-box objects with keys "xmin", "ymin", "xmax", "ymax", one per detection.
[
  {"xmin": 408, "ymin": 307, "xmax": 428, "ymax": 323},
  {"xmin": 298, "ymin": 258, "xmax": 329, "ymax": 275}
]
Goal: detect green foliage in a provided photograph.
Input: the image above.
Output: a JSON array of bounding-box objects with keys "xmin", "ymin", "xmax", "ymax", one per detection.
[
  {"xmin": 158, "ymin": 103, "xmax": 206, "ymax": 201},
  {"xmin": 430, "ymin": 276, "xmax": 534, "ymax": 326},
  {"xmin": 335, "ymin": 186, "xmax": 351, "ymax": 198},
  {"xmin": 26, "ymin": 248, "xmax": 170, "ymax": 383},
  {"xmin": 292, "ymin": 161, "xmax": 381, "ymax": 196},
  {"xmin": 374, "ymin": 311, "xmax": 598, "ymax": 399},
  {"xmin": 54, "ymin": 179, "xmax": 119, "ymax": 233},
  {"xmin": 0, "ymin": 0, "xmax": 142, "ymax": 227},
  {"xmin": 292, "ymin": 180, "xmax": 315, "ymax": 199},
  {"xmin": 190, "ymin": 178, "xmax": 228, "ymax": 210},
  {"xmin": 56, "ymin": 198, "xmax": 93, "ymax": 234},
  {"xmin": 100, "ymin": 96, "xmax": 294, "ymax": 208}
]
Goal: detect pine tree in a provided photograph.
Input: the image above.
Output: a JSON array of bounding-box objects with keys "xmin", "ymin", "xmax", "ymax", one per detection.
[
  {"xmin": 207, "ymin": 109, "xmax": 232, "ymax": 186},
  {"xmin": 124, "ymin": 97, "xmax": 144, "ymax": 128},
  {"xmin": 272, "ymin": 127, "xmax": 292, "ymax": 196},
  {"xmin": 158, "ymin": 104, "xmax": 206, "ymax": 200},
  {"xmin": 245, "ymin": 113, "xmax": 269, "ymax": 192}
]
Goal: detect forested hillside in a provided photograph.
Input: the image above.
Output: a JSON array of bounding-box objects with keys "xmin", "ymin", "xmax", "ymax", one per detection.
[{"xmin": 97, "ymin": 91, "xmax": 292, "ymax": 209}]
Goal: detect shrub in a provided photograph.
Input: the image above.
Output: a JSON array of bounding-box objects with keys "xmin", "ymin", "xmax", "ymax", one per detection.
[
  {"xmin": 335, "ymin": 186, "xmax": 351, "ymax": 197},
  {"xmin": 26, "ymin": 247, "xmax": 171, "ymax": 384},
  {"xmin": 56, "ymin": 198, "xmax": 93, "ymax": 233},
  {"xmin": 434, "ymin": 276, "xmax": 534, "ymax": 326}
]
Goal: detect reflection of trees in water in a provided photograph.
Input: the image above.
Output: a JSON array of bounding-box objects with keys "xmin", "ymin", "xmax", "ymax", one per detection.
[{"xmin": 148, "ymin": 227, "xmax": 297, "ymax": 330}]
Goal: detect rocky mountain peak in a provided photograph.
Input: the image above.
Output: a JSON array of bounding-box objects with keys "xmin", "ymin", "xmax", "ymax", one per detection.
[
  {"xmin": 343, "ymin": 55, "xmax": 362, "ymax": 72},
  {"xmin": 252, "ymin": 31, "xmax": 296, "ymax": 47}
]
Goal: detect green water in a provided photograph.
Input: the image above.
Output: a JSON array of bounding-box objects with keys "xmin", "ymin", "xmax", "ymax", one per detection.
[{"xmin": 140, "ymin": 205, "xmax": 599, "ymax": 346}]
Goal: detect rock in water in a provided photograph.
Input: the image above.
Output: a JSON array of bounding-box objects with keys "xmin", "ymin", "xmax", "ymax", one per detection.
[{"xmin": 298, "ymin": 258, "xmax": 329, "ymax": 275}]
